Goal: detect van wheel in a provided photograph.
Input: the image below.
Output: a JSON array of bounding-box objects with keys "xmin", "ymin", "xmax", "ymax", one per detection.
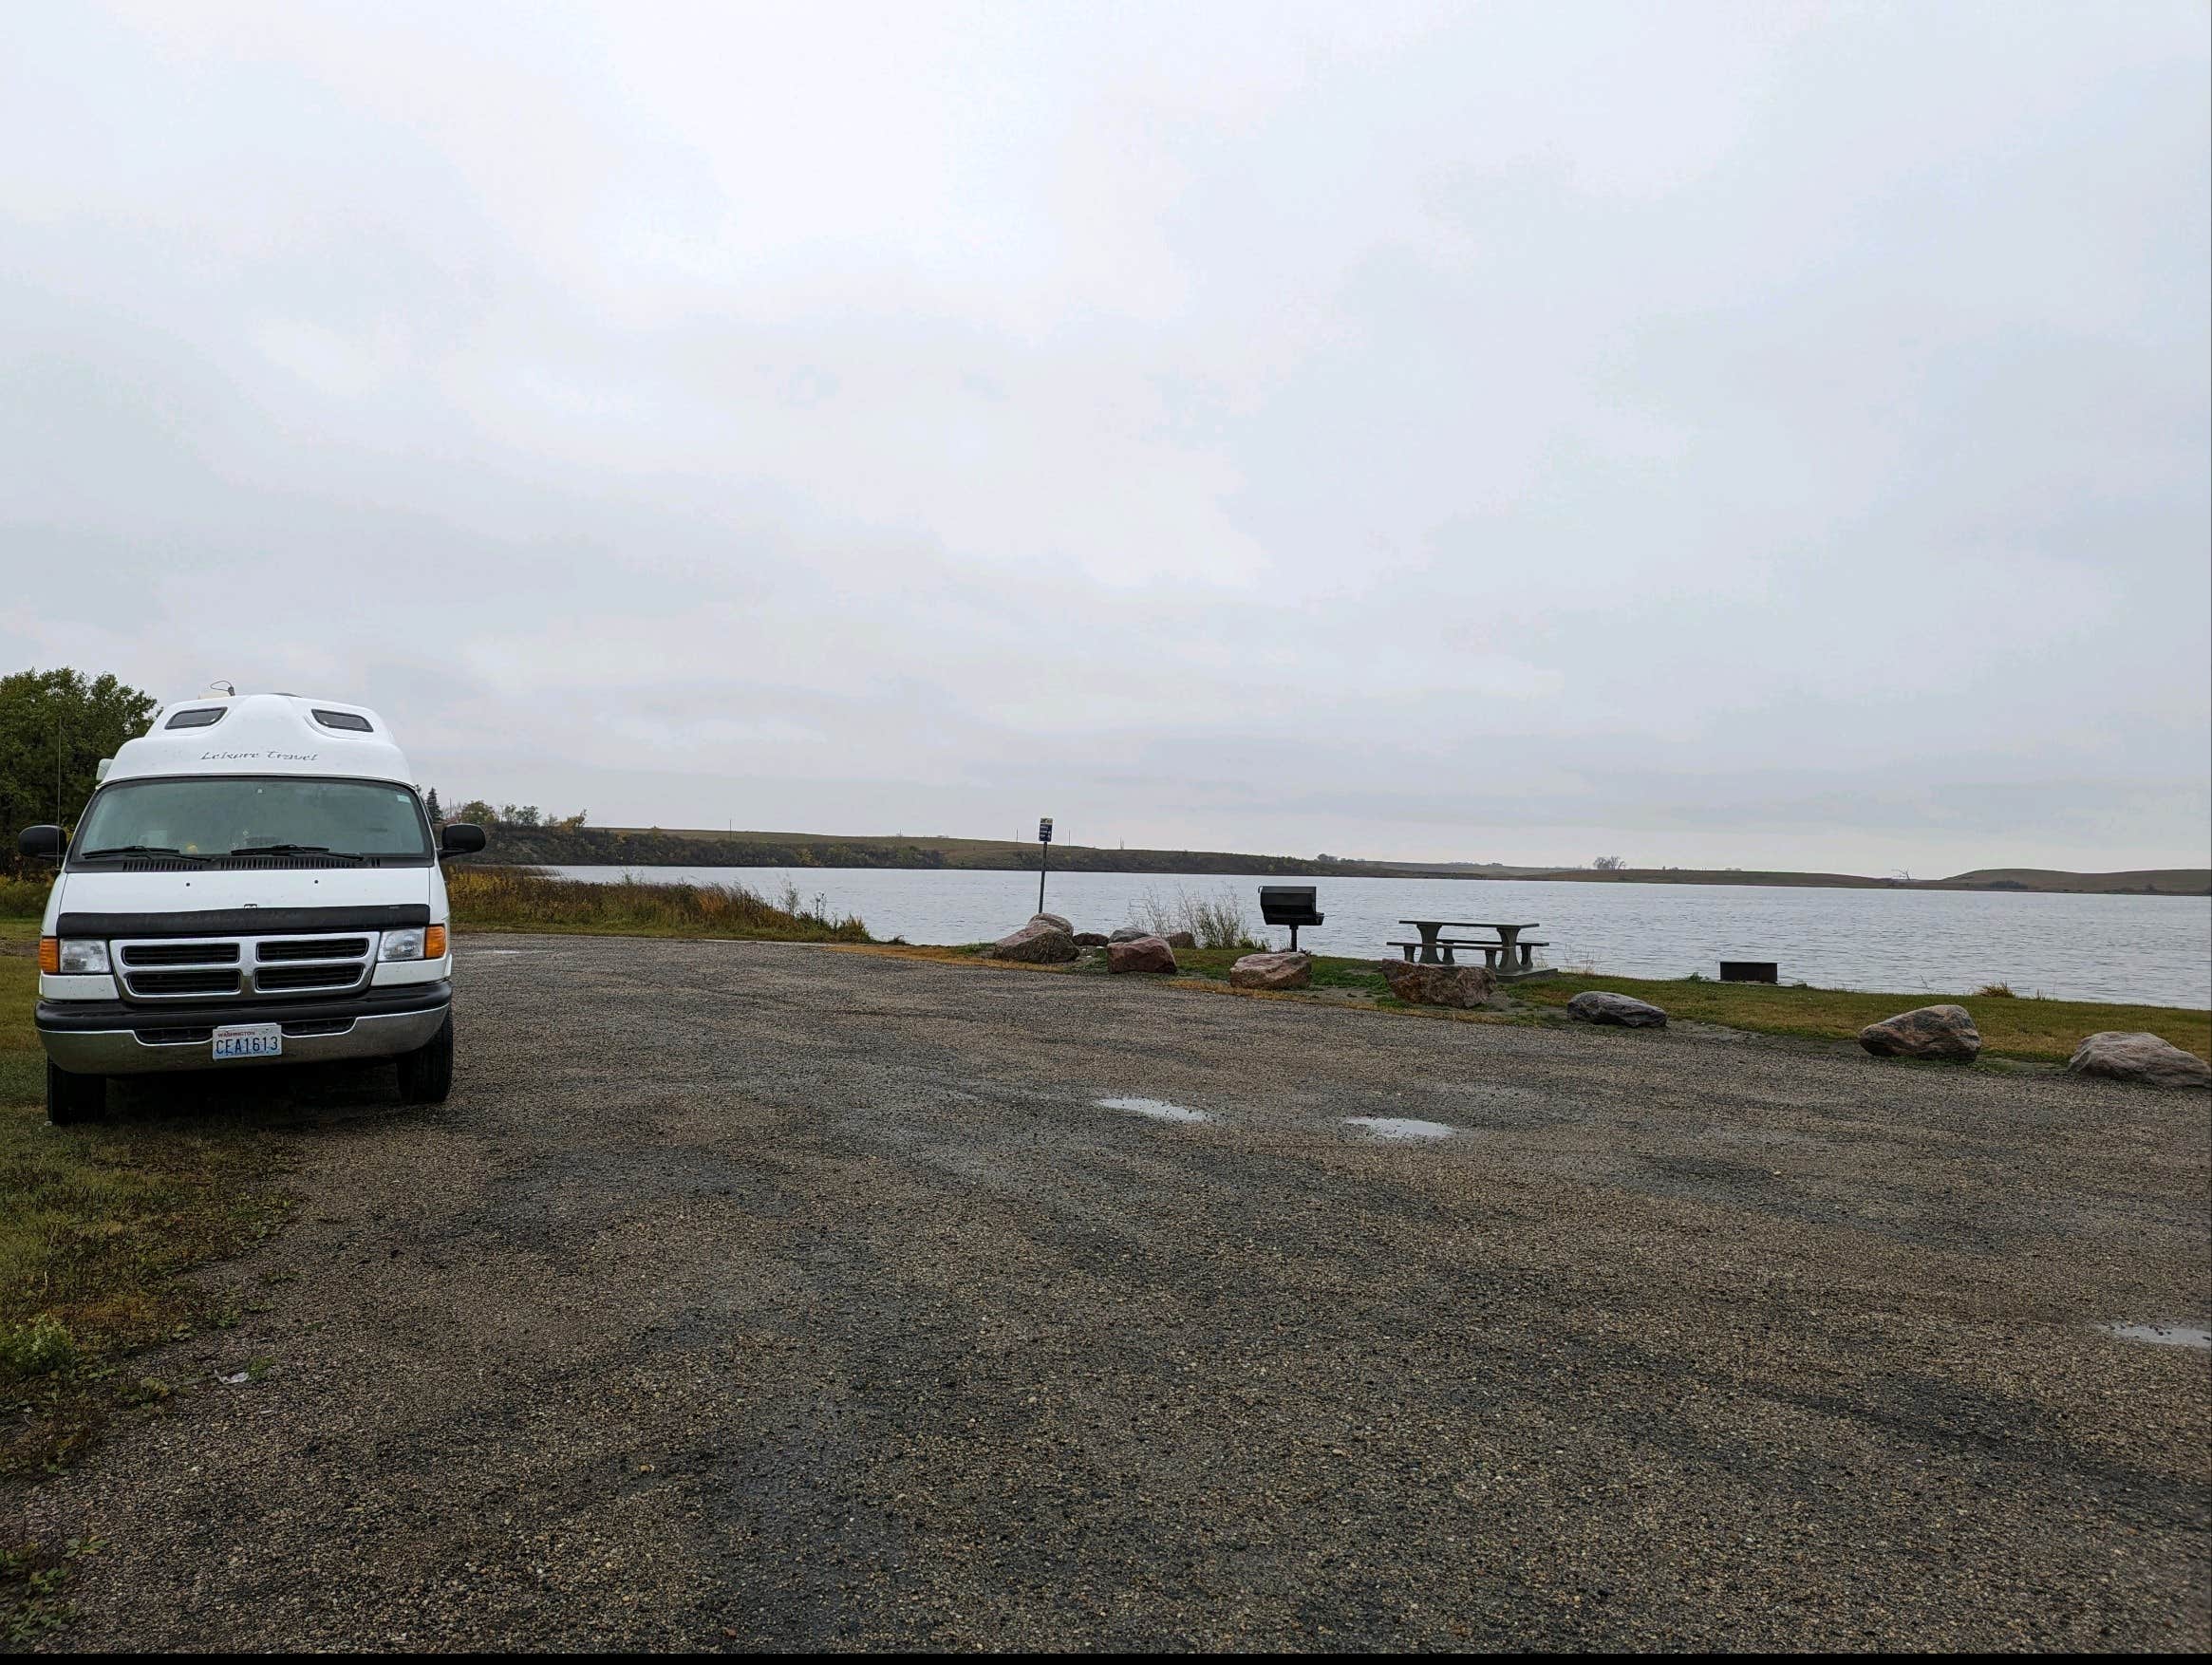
[
  {"xmin": 396, "ymin": 1015, "xmax": 454, "ymax": 1105},
  {"xmin": 47, "ymin": 1061, "xmax": 107, "ymax": 1126}
]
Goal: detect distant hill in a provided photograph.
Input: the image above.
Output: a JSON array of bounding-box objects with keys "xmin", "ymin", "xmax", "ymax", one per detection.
[
  {"xmin": 472, "ymin": 824, "xmax": 1472, "ymax": 878},
  {"xmin": 460, "ymin": 825, "xmax": 2209, "ymax": 895},
  {"xmin": 1937, "ymin": 868, "xmax": 2211, "ymax": 896},
  {"xmin": 1514, "ymin": 865, "xmax": 2208, "ymax": 894}
]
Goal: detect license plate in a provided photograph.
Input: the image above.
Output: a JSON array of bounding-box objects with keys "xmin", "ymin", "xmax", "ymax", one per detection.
[{"xmin": 212, "ymin": 1023, "xmax": 283, "ymax": 1061}]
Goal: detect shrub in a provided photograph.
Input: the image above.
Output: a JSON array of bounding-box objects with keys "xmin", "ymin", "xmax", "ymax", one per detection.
[
  {"xmin": 0, "ymin": 1316, "xmax": 80, "ymax": 1378},
  {"xmin": 1974, "ymin": 982, "xmax": 2018, "ymax": 998},
  {"xmin": 1129, "ymin": 885, "xmax": 1265, "ymax": 950},
  {"xmin": 0, "ymin": 877, "xmax": 52, "ymax": 918}
]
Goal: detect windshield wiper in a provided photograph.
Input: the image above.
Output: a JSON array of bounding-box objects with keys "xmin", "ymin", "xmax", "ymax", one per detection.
[
  {"xmin": 228, "ymin": 843, "xmax": 360, "ymax": 859},
  {"xmin": 80, "ymin": 845, "xmax": 210, "ymax": 861}
]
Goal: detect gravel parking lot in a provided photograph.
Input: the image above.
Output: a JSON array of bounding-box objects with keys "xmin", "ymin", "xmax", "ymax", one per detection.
[{"xmin": 24, "ymin": 936, "xmax": 2210, "ymax": 1651}]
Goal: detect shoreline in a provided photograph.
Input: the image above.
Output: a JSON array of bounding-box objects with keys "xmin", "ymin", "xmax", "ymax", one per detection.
[{"xmin": 459, "ymin": 831, "xmax": 2211, "ymax": 896}]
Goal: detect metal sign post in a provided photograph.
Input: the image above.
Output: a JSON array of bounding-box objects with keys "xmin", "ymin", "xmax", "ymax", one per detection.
[{"xmin": 1037, "ymin": 816, "xmax": 1053, "ymax": 915}]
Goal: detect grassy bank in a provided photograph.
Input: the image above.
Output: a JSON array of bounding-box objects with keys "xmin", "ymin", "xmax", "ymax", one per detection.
[
  {"xmin": 1505, "ymin": 970, "xmax": 2209, "ymax": 1064},
  {"xmin": 447, "ymin": 866, "xmax": 870, "ymax": 942},
  {"xmin": 1040, "ymin": 945, "xmax": 2210, "ymax": 1065},
  {"xmin": 0, "ymin": 923, "xmax": 294, "ymax": 1489}
]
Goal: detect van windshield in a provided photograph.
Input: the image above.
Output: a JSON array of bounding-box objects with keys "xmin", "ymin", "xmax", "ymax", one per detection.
[{"xmin": 73, "ymin": 777, "xmax": 432, "ymax": 862}]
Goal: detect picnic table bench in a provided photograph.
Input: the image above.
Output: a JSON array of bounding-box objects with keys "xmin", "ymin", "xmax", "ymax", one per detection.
[{"xmin": 1390, "ymin": 919, "xmax": 1547, "ymax": 972}]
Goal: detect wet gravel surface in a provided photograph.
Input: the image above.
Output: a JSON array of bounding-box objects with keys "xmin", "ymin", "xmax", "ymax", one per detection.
[{"xmin": 25, "ymin": 936, "xmax": 2212, "ymax": 1651}]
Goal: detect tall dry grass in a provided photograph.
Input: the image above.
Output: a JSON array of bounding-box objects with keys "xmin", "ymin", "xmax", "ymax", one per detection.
[
  {"xmin": 1130, "ymin": 885, "xmax": 1265, "ymax": 950},
  {"xmin": 446, "ymin": 866, "xmax": 869, "ymax": 943}
]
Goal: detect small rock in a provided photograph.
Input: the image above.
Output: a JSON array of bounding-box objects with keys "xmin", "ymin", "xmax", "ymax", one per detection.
[
  {"xmin": 1858, "ymin": 1004, "xmax": 1981, "ymax": 1061},
  {"xmin": 1108, "ymin": 935, "xmax": 1178, "ymax": 974},
  {"xmin": 991, "ymin": 920, "xmax": 1078, "ymax": 963},
  {"xmin": 1165, "ymin": 931, "xmax": 1198, "ymax": 950},
  {"xmin": 1072, "ymin": 932, "xmax": 1109, "ymax": 947},
  {"xmin": 1108, "ymin": 926, "xmax": 1151, "ymax": 944},
  {"xmin": 1230, "ymin": 950, "xmax": 1312, "ymax": 991},
  {"xmin": 2067, "ymin": 1031, "xmax": 2212, "ymax": 1090},
  {"xmin": 1567, "ymin": 990, "xmax": 1667, "ymax": 1028},
  {"xmin": 1031, "ymin": 912, "xmax": 1075, "ymax": 935},
  {"xmin": 1378, "ymin": 959, "xmax": 1494, "ymax": 1008}
]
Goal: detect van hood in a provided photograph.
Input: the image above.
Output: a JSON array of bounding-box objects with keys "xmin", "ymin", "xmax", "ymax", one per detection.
[{"xmin": 55, "ymin": 867, "xmax": 435, "ymax": 919}]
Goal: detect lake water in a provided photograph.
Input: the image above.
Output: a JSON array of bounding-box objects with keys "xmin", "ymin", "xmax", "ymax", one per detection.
[{"xmin": 543, "ymin": 866, "xmax": 2211, "ymax": 1007}]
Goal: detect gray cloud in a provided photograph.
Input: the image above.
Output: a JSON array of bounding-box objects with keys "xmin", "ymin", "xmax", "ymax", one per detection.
[{"xmin": 4, "ymin": 0, "xmax": 2205, "ymax": 871}]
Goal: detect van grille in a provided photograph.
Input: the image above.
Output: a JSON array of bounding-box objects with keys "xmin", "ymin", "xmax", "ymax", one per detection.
[
  {"xmin": 256, "ymin": 937, "xmax": 370, "ymax": 963},
  {"xmin": 111, "ymin": 932, "xmax": 379, "ymax": 1001},
  {"xmin": 121, "ymin": 942, "xmax": 242, "ymax": 966},
  {"xmin": 253, "ymin": 963, "xmax": 364, "ymax": 992},
  {"xmin": 125, "ymin": 968, "xmax": 244, "ymax": 997}
]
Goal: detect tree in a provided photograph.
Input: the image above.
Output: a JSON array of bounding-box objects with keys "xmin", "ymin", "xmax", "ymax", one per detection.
[
  {"xmin": 1592, "ymin": 854, "xmax": 1628, "ymax": 871},
  {"xmin": 498, "ymin": 804, "xmax": 542, "ymax": 828},
  {"xmin": 423, "ymin": 786, "xmax": 443, "ymax": 822},
  {"xmin": 0, "ymin": 667, "xmax": 159, "ymax": 837},
  {"xmin": 454, "ymin": 799, "xmax": 497, "ymax": 824}
]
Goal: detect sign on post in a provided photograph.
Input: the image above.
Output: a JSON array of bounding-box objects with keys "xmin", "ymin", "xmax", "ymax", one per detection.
[{"xmin": 1037, "ymin": 817, "xmax": 1053, "ymax": 913}]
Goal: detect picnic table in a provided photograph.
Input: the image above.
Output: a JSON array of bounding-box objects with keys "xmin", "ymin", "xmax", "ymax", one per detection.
[{"xmin": 1393, "ymin": 919, "xmax": 1545, "ymax": 971}]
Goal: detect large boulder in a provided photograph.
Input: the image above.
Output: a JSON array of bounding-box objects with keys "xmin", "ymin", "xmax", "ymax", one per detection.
[
  {"xmin": 2067, "ymin": 1032, "xmax": 2212, "ymax": 1090},
  {"xmin": 1108, "ymin": 926, "xmax": 1151, "ymax": 944},
  {"xmin": 1567, "ymin": 990, "xmax": 1667, "ymax": 1028},
  {"xmin": 1108, "ymin": 934, "xmax": 1177, "ymax": 974},
  {"xmin": 1230, "ymin": 950, "xmax": 1312, "ymax": 991},
  {"xmin": 1072, "ymin": 931, "xmax": 1109, "ymax": 947},
  {"xmin": 1379, "ymin": 959, "xmax": 1495, "ymax": 1009},
  {"xmin": 1032, "ymin": 912, "xmax": 1075, "ymax": 935},
  {"xmin": 992, "ymin": 919, "xmax": 1078, "ymax": 964},
  {"xmin": 1165, "ymin": 930, "xmax": 1198, "ymax": 951},
  {"xmin": 1858, "ymin": 1004, "xmax": 1981, "ymax": 1062}
]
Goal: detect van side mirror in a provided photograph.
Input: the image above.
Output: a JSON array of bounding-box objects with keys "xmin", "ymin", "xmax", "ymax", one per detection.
[
  {"xmin": 439, "ymin": 822, "xmax": 487, "ymax": 858},
  {"xmin": 17, "ymin": 825, "xmax": 64, "ymax": 861}
]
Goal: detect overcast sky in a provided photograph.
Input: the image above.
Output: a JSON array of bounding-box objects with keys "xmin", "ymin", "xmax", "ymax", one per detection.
[{"xmin": 4, "ymin": 1, "xmax": 2206, "ymax": 872}]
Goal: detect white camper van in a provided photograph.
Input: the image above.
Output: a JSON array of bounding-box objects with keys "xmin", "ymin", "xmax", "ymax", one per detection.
[{"xmin": 17, "ymin": 692, "xmax": 486, "ymax": 1124}]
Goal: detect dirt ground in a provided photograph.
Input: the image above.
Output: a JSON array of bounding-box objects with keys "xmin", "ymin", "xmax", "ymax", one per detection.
[{"xmin": 20, "ymin": 936, "xmax": 2210, "ymax": 1651}]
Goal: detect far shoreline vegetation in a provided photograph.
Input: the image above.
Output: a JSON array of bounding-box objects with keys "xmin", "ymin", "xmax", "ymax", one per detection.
[{"xmin": 451, "ymin": 815, "xmax": 2210, "ymax": 896}]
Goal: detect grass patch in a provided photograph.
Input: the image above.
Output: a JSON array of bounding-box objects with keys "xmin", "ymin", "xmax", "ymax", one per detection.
[
  {"xmin": 1507, "ymin": 972, "xmax": 2208, "ymax": 1064},
  {"xmin": 0, "ymin": 921, "xmax": 294, "ymax": 1479},
  {"xmin": 448, "ymin": 866, "xmax": 869, "ymax": 943},
  {"xmin": 934, "ymin": 933, "xmax": 2208, "ymax": 1065},
  {"xmin": 1090, "ymin": 945, "xmax": 1391, "ymax": 996}
]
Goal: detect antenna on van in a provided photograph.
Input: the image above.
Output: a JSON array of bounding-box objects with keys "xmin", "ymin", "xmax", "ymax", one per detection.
[{"xmin": 207, "ymin": 680, "xmax": 236, "ymax": 697}]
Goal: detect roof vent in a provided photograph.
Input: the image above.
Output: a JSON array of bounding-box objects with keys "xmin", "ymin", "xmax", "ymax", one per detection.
[
  {"xmin": 311, "ymin": 709, "xmax": 374, "ymax": 733},
  {"xmin": 164, "ymin": 707, "xmax": 227, "ymax": 730}
]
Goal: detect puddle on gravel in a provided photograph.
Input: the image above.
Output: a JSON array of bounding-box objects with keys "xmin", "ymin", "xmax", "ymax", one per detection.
[
  {"xmin": 1344, "ymin": 1116, "xmax": 1455, "ymax": 1141},
  {"xmin": 2100, "ymin": 1321, "xmax": 2212, "ymax": 1351},
  {"xmin": 1096, "ymin": 1096, "xmax": 1210, "ymax": 1124}
]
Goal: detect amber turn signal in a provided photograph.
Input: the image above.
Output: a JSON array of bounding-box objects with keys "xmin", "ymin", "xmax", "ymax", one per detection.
[
  {"xmin": 37, "ymin": 937, "xmax": 61, "ymax": 975},
  {"xmin": 423, "ymin": 924, "xmax": 447, "ymax": 959}
]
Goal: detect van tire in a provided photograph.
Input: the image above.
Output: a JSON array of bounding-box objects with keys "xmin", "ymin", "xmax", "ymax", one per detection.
[
  {"xmin": 396, "ymin": 1014, "xmax": 454, "ymax": 1105},
  {"xmin": 47, "ymin": 1061, "xmax": 107, "ymax": 1126}
]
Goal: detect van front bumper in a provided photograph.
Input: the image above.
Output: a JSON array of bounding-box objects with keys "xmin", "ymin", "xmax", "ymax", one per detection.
[{"xmin": 35, "ymin": 982, "xmax": 451, "ymax": 1076}]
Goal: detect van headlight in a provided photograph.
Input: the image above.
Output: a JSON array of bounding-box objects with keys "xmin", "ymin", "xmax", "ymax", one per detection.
[
  {"xmin": 380, "ymin": 927, "xmax": 426, "ymax": 962},
  {"xmin": 56, "ymin": 939, "xmax": 111, "ymax": 974}
]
